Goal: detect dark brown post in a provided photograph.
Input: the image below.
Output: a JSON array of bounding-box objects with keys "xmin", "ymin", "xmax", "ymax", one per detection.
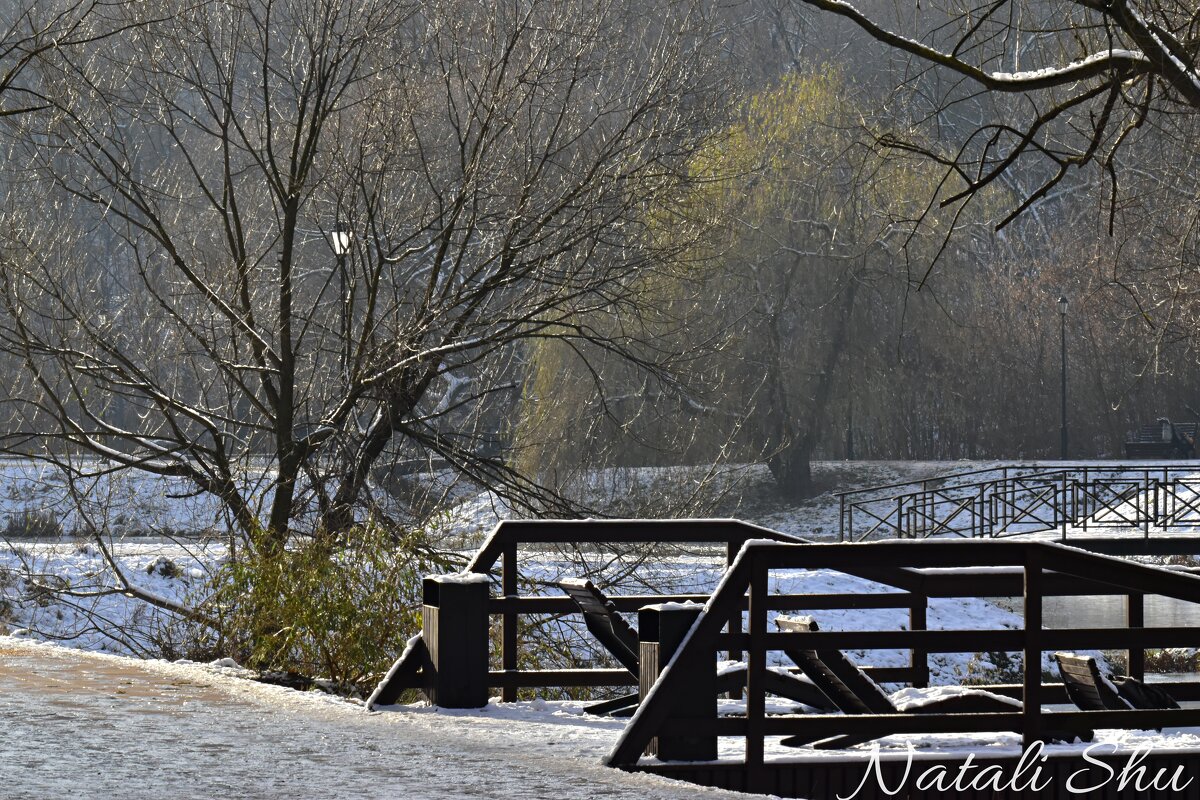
[
  {"xmin": 1152, "ymin": 473, "xmax": 1159, "ymax": 529},
  {"xmin": 1022, "ymin": 548, "xmax": 1043, "ymax": 748},
  {"xmin": 726, "ymin": 540, "xmax": 743, "ymax": 694},
  {"xmin": 1080, "ymin": 471, "xmax": 1089, "ymax": 532},
  {"xmin": 1128, "ymin": 592, "xmax": 1145, "ymax": 681},
  {"xmin": 499, "ymin": 543, "xmax": 518, "ymax": 702},
  {"xmin": 909, "ymin": 596, "xmax": 929, "ymax": 688},
  {"xmin": 1060, "ymin": 475, "xmax": 1068, "ymax": 541},
  {"xmin": 745, "ymin": 556, "xmax": 768, "ymax": 792},
  {"xmin": 638, "ymin": 603, "xmax": 716, "ymax": 762},
  {"xmin": 422, "ymin": 575, "xmax": 490, "ymax": 708}
]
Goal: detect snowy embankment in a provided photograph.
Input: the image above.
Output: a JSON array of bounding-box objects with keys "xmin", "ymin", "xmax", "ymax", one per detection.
[
  {"xmin": 1, "ymin": 538, "xmax": 221, "ymax": 654},
  {"xmin": 0, "ymin": 456, "xmax": 246, "ymax": 537},
  {"xmin": 1, "ymin": 536, "xmax": 1045, "ymax": 682},
  {"xmin": 0, "ymin": 460, "xmax": 951, "ymax": 655}
]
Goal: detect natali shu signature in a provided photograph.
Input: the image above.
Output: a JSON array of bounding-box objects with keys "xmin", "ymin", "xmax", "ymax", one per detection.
[{"xmin": 838, "ymin": 741, "xmax": 1194, "ymax": 799}]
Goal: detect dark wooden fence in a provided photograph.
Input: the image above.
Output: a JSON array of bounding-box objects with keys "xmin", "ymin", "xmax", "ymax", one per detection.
[
  {"xmin": 369, "ymin": 519, "xmax": 810, "ymax": 706},
  {"xmin": 606, "ymin": 538, "xmax": 1200, "ymax": 797}
]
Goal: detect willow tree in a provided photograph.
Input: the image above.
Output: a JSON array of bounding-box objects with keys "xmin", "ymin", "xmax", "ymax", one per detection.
[{"xmin": 683, "ymin": 68, "xmax": 944, "ymax": 498}]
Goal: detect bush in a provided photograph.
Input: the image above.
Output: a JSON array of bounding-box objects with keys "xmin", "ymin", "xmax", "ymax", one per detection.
[
  {"xmin": 204, "ymin": 523, "xmax": 442, "ymax": 695},
  {"xmin": 3, "ymin": 511, "xmax": 64, "ymax": 539}
]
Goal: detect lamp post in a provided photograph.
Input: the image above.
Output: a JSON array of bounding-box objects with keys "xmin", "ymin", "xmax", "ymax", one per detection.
[
  {"xmin": 329, "ymin": 223, "xmax": 353, "ymax": 382},
  {"xmin": 1058, "ymin": 295, "xmax": 1068, "ymax": 460}
]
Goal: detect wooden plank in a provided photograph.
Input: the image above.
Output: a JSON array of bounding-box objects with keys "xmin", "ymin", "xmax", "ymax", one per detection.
[
  {"xmin": 745, "ymin": 555, "xmax": 767, "ymax": 791},
  {"xmin": 501, "ymin": 542, "xmax": 518, "ymax": 703},
  {"xmin": 487, "ymin": 668, "xmax": 634, "ymax": 688},
  {"xmin": 1041, "ymin": 543, "xmax": 1200, "ymax": 602},
  {"xmin": 650, "ymin": 706, "xmax": 1200, "ymax": 739},
  {"xmin": 719, "ymin": 626, "xmax": 1200, "ymax": 652},
  {"xmin": 1024, "ymin": 547, "xmax": 1043, "ymax": 748},
  {"xmin": 1128, "ymin": 592, "xmax": 1145, "ymax": 680},
  {"xmin": 910, "ymin": 594, "xmax": 929, "ymax": 689}
]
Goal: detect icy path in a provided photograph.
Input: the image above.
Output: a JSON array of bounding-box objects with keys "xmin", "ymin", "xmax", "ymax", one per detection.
[{"xmin": 0, "ymin": 638, "xmax": 740, "ymax": 800}]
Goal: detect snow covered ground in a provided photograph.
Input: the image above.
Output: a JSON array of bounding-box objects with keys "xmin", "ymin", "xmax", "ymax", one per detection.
[
  {"xmin": 0, "ymin": 536, "xmax": 1045, "ymax": 680},
  {"xmin": 0, "ymin": 537, "xmax": 221, "ymax": 655},
  {"xmin": 5, "ymin": 636, "xmax": 1200, "ymax": 800},
  {"xmin": 0, "ymin": 460, "xmax": 955, "ymax": 656},
  {"xmin": 0, "ymin": 637, "xmax": 745, "ymax": 800},
  {"xmin": 2, "ymin": 458, "xmax": 1193, "ymax": 671},
  {"xmin": 0, "ymin": 457, "xmax": 245, "ymax": 537}
]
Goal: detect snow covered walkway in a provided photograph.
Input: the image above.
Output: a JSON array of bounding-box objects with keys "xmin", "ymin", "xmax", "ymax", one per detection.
[{"xmin": 0, "ymin": 638, "xmax": 740, "ymax": 800}]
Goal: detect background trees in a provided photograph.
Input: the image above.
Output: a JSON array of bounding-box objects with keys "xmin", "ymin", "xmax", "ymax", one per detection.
[
  {"xmin": 2, "ymin": 0, "xmax": 1199, "ymax": 533},
  {"xmin": 675, "ymin": 68, "xmax": 947, "ymax": 498}
]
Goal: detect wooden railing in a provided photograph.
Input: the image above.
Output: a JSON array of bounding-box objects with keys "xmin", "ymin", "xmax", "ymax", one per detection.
[
  {"xmin": 607, "ymin": 539, "xmax": 1200, "ymax": 794},
  {"xmin": 369, "ymin": 519, "xmax": 809, "ymax": 706}
]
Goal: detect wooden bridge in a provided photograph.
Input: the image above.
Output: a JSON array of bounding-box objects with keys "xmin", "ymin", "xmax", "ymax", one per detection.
[
  {"xmin": 606, "ymin": 537, "xmax": 1200, "ymax": 798},
  {"xmin": 368, "ymin": 519, "xmax": 1200, "ymax": 799}
]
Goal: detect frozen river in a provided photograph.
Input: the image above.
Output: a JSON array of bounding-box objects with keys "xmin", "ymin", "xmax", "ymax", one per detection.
[{"xmin": 0, "ymin": 639, "xmax": 738, "ymax": 800}]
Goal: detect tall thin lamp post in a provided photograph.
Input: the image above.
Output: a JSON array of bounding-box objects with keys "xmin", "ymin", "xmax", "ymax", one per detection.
[
  {"xmin": 329, "ymin": 223, "xmax": 354, "ymax": 383},
  {"xmin": 1058, "ymin": 295, "xmax": 1068, "ymax": 460}
]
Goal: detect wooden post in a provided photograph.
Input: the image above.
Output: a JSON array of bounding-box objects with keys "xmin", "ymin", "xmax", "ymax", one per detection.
[
  {"xmin": 745, "ymin": 555, "xmax": 768, "ymax": 792},
  {"xmin": 1128, "ymin": 592, "xmax": 1145, "ymax": 681},
  {"xmin": 1060, "ymin": 476, "xmax": 1068, "ymax": 541},
  {"xmin": 839, "ymin": 494, "xmax": 846, "ymax": 542},
  {"xmin": 1147, "ymin": 479, "xmax": 1156, "ymax": 534},
  {"xmin": 1022, "ymin": 548, "xmax": 1043, "ymax": 749},
  {"xmin": 422, "ymin": 575, "xmax": 490, "ymax": 708},
  {"xmin": 726, "ymin": 540, "xmax": 743, "ymax": 696},
  {"xmin": 501, "ymin": 542, "xmax": 518, "ymax": 702},
  {"xmin": 909, "ymin": 595, "xmax": 929, "ymax": 688},
  {"xmin": 1144, "ymin": 469, "xmax": 1151, "ymax": 537},
  {"xmin": 638, "ymin": 603, "xmax": 715, "ymax": 762}
]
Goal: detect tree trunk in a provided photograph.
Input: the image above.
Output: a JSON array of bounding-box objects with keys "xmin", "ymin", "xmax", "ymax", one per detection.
[
  {"xmin": 767, "ymin": 437, "xmax": 815, "ymax": 499},
  {"xmin": 762, "ymin": 266, "xmax": 860, "ymax": 502}
]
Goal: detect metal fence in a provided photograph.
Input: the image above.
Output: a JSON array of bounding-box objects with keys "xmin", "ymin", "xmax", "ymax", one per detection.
[{"xmin": 837, "ymin": 463, "xmax": 1200, "ymax": 542}]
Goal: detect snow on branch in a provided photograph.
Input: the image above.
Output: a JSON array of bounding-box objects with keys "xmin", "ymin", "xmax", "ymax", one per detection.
[{"xmin": 798, "ymin": 0, "xmax": 1153, "ymax": 92}]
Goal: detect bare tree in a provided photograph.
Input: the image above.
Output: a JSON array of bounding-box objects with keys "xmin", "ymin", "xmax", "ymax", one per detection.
[
  {"xmin": 792, "ymin": 1, "xmax": 1200, "ymax": 235},
  {"xmin": 0, "ymin": 0, "xmax": 727, "ymax": 546},
  {"xmin": 0, "ymin": 1, "xmax": 138, "ymax": 118}
]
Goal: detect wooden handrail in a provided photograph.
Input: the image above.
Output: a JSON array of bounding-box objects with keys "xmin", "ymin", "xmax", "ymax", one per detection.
[{"xmin": 607, "ymin": 538, "xmax": 1200, "ymax": 773}]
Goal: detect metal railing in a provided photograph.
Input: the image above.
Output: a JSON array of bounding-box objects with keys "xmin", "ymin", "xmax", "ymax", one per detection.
[{"xmin": 838, "ymin": 462, "xmax": 1200, "ymax": 542}]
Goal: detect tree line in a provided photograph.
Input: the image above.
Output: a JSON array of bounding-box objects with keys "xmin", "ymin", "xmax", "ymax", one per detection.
[{"xmin": 1, "ymin": 0, "xmax": 1198, "ymax": 536}]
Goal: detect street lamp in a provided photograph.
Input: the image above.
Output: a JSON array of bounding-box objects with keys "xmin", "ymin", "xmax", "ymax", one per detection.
[
  {"xmin": 329, "ymin": 223, "xmax": 354, "ymax": 382},
  {"xmin": 329, "ymin": 224, "xmax": 353, "ymax": 258},
  {"xmin": 1058, "ymin": 294, "xmax": 1068, "ymax": 460}
]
